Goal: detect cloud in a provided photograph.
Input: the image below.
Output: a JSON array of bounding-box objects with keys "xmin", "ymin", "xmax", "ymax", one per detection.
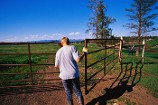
[
  {"xmin": 3, "ymin": 34, "xmax": 64, "ymax": 42},
  {"xmin": 27, "ymin": 34, "xmax": 63, "ymax": 41},
  {"xmin": 68, "ymin": 32, "xmax": 80, "ymax": 35},
  {"xmin": 5, "ymin": 37, "xmax": 18, "ymax": 42},
  {"xmin": 2, "ymin": 32, "xmax": 92, "ymax": 42}
]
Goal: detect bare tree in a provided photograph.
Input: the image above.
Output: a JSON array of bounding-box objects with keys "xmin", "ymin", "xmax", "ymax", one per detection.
[
  {"xmin": 86, "ymin": 0, "xmax": 115, "ymax": 39},
  {"xmin": 124, "ymin": 0, "xmax": 158, "ymax": 56}
]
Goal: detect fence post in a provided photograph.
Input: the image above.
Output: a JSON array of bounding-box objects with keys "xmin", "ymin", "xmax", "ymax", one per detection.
[
  {"xmin": 142, "ymin": 40, "xmax": 145, "ymax": 63},
  {"xmin": 28, "ymin": 43, "xmax": 34, "ymax": 85},
  {"xmin": 84, "ymin": 39, "xmax": 88, "ymax": 95},
  {"xmin": 118, "ymin": 36, "xmax": 123, "ymax": 64},
  {"xmin": 112, "ymin": 39, "xmax": 115, "ymax": 67},
  {"xmin": 104, "ymin": 40, "xmax": 106, "ymax": 75}
]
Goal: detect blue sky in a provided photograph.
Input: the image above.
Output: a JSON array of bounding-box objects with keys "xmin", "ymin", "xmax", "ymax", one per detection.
[{"xmin": 0, "ymin": 0, "xmax": 157, "ymax": 42}]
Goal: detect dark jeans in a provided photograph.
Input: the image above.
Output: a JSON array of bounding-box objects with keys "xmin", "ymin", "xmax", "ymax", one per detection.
[{"xmin": 61, "ymin": 77, "xmax": 83, "ymax": 104}]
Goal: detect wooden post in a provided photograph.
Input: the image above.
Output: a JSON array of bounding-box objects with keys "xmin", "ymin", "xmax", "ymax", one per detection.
[
  {"xmin": 142, "ymin": 40, "xmax": 145, "ymax": 63},
  {"xmin": 104, "ymin": 40, "xmax": 106, "ymax": 75},
  {"xmin": 84, "ymin": 39, "xmax": 88, "ymax": 95},
  {"xmin": 118, "ymin": 36, "xmax": 123, "ymax": 64}
]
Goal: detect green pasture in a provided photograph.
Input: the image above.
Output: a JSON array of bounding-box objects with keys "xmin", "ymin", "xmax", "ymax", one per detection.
[
  {"xmin": 121, "ymin": 38, "xmax": 158, "ymax": 98},
  {"xmin": 0, "ymin": 39, "xmax": 158, "ymax": 98},
  {"xmin": 0, "ymin": 43, "xmax": 59, "ymax": 86}
]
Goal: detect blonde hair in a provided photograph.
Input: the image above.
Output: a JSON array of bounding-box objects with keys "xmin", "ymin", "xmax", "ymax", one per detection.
[{"xmin": 61, "ymin": 37, "xmax": 70, "ymax": 45}]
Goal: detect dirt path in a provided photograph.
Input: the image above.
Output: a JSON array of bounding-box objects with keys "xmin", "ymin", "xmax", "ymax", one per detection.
[{"xmin": 0, "ymin": 66, "xmax": 158, "ymax": 105}]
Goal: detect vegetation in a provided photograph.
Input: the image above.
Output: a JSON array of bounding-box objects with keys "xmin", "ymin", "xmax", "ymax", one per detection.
[
  {"xmin": 86, "ymin": 0, "xmax": 115, "ymax": 39},
  {"xmin": 0, "ymin": 43, "xmax": 60, "ymax": 86},
  {"xmin": 121, "ymin": 38, "xmax": 158, "ymax": 98},
  {"xmin": 0, "ymin": 38, "xmax": 158, "ymax": 98},
  {"xmin": 146, "ymin": 38, "xmax": 158, "ymax": 48},
  {"xmin": 124, "ymin": 0, "xmax": 158, "ymax": 56},
  {"xmin": 140, "ymin": 44, "xmax": 158, "ymax": 97}
]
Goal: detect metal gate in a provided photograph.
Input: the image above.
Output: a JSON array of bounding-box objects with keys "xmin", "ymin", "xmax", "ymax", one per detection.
[{"xmin": 84, "ymin": 39, "xmax": 120, "ymax": 95}]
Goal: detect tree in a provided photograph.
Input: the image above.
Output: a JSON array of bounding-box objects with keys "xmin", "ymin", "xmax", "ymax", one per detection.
[
  {"xmin": 86, "ymin": 0, "xmax": 115, "ymax": 39},
  {"xmin": 124, "ymin": 0, "xmax": 158, "ymax": 56}
]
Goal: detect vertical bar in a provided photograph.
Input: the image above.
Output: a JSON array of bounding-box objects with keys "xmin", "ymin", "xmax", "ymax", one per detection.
[
  {"xmin": 84, "ymin": 39, "xmax": 88, "ymax": 95},
  {"xmin": 28, "ymin": 43, "xmax": 33, "ymax": 84},
  {"xmin": 118, "ymin": 36, "xmax": 123, "ymax": 64},
  {"xmin": 142, "ymin": 40, "xmax": 145, "ymax": 63},
  {"xmin": 104, "ymin": 40, "xmax": 106, "ymax": 75},
  {"xmin": 112, "ymin": 39, "xmax": 115, "ymax": 66}
]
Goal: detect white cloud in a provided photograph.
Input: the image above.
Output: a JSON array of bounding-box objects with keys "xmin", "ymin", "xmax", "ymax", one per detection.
[
  {"xmin": 5, "ymin": 37, "xmax": 18, "ymax": 42},
  {"xmin": 69, "ymin": 32, "xmax": 74, "ymax": 35},
  {"xmin": 1, "ymin": 32, "xmax": 92, "ymax": 42},
  {"xmin": 75, "ymin": 32, "xmax": 80, "ymax": 35},
  {"xmin": 68, "ymin": 32, "xmax": 80, "ymax": 35},
  {"xmin": 3, "ymin": 34, "xmax": 62, "ymax": 42}
]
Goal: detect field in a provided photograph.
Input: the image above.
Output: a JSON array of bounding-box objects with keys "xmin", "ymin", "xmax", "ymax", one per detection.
[
  {"xmin": 139, "ymin": 38, "xmax": 158, "ymax": 98},
  {"xmin": 0, "ymin": 38, "xmax": 158, "ymax": 105},
  {"xmin": 0, "ymin": 43, "xmax": 60, "ymax": 86}
]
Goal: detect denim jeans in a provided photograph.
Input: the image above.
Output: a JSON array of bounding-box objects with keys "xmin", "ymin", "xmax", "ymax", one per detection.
[{"xmin": 61, "ymin": 77, "xmax": 83, "ymax": 102}]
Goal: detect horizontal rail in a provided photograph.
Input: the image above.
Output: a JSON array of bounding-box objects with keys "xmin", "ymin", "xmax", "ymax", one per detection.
[
  {"xmin": 0, "ymin": 42, "xmax": 57, "ymax": 45},
  {"xmin": 0, "ymin": 78, "xmax": 60, "ymax": 83},
  {"xmin": 0, "ymin": 72, "xmax": 59, "ymax": 75},
  {"xmin": 0, "ymin": 84, "xmax": 62, "ymax": 89},
  {"xmin": 87, "ymin": 52, "xmax": 114, "ymax": 69},
  {"xmin": 87, "ymin": 66, "xmax": 105, "ymax": 82},
  {"xmin": 105, "ymin": 43, "xmax": 120, "ymax": 49},
  {"xmin": 88, "ymin": 48, "xmax": 105, "ymax": 54},
  {"xmin": 146, "ymin": 50, "xmax": 158, "ymax": 53},
  {"xmin": 0, "ymin": 52, "xmax": 56, "ymax": 56},
  {"xmin": 0, "ymin": 64, "xmax": 54, "ymax": 66},
  {"xmin": 0, "ymin": 41, "xmax": 84, "ymax": 45},
  {"xmin": 0, "ymin": 79, "xmax": 31, "ymax": 83},
  {"xmin": 123, "ymin": 45, "xmax": 144, "ymax": 48},
  {"xmin": 87, "ymin": 44, "xmax": 119, "ymax": 54},
  {"xmin": 87, "ymin": 55, "xmax": 118, "ymax": 81},
  {"xmin": 85, "ymin": 38, "xmax": 119, "ymax": 41}
]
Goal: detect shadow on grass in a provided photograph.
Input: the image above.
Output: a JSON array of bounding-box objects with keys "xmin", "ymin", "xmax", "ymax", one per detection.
[{"xmin": 86, "ymin": 61, "xmax": 143, "ymax": 105}]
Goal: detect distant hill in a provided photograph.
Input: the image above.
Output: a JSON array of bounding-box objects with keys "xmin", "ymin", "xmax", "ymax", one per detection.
[{"xmin": 32, "ymin": 39, "xmax": 84, "ymax": 43}]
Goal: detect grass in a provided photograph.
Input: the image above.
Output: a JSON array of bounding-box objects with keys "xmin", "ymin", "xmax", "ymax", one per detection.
[
  {"xmin": 140, "ymin": 57, "xmax": 158, "ymax": 98},
  {"xmin": 0, "ymin": 39, "xmax": 158, "ymax": 98},
  {"xmin": 121, "ymin": 51, "xmax": 158, "ymax": 98},
  {"xmin": 0, "ymin": 43, "xmax": 59, "ymax": 86},
  {"xmin": 122, "ymin": 38, "xmax": 158, "ymax": 98},
  {"xmin": 146, "ymin": 38, "xmax": 158, "ymax": 48},
  {"xmin": 115, "ymin": 37, "xmax": 158, "ymax": 99},
  {"xmin": 140, "ymin": 39, "xmax": 158, "ymax": 97}
]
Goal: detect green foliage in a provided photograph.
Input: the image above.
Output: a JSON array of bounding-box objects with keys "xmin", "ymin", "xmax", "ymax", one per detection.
[
  {"xmin": 87, "ymin": 0, "xmax": 115, "ymax": 38},
  {"xmin": 146, "ymin": 38, "xmax": 158, "ymax": 48},
  {"xmin": 125, "ymin": 0, "xmax": 158, "ymax": 35}
]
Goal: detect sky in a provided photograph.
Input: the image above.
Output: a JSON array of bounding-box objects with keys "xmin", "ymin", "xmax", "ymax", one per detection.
[{"xmin": 0, "ymin": 0, "xmax": 158, "ymax": 42}]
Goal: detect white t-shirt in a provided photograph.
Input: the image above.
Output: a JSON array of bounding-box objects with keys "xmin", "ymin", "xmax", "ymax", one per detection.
[{"xmin": 55, "ymin": 45, "xmax": 80, "ymax": 80}]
